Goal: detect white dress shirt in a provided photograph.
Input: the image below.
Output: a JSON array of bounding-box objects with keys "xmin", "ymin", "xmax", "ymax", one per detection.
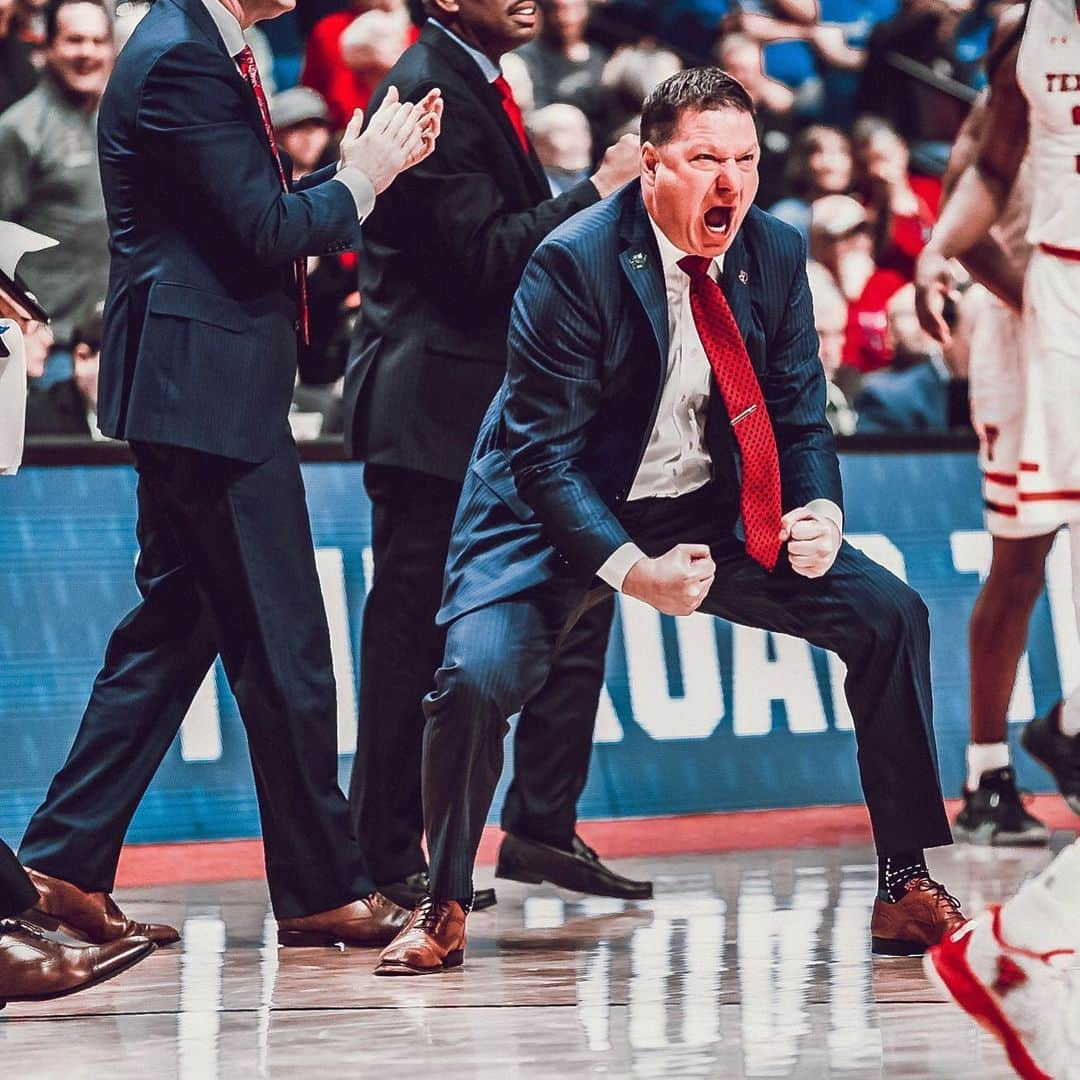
[
  {"xmin": 597, "ymin": 217, "xmax": 843, "ymax": 590},
  {"xmin": 200, "ymin": 0, "xmax": 374, "ymax": 219},
  {"xmin": 631, "ymin": 217, "xmax": 719, "ymax": 502}
]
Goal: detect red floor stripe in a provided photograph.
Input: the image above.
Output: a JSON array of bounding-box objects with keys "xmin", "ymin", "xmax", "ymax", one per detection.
[{"xmin": 113, "ymin": 797, "xmax": 1080, "ymax": 889}]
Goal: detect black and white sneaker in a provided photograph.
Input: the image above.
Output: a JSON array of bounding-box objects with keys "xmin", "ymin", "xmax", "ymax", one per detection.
[
  {"xmin": 953, "ymin": 766, "xmax": 1049, "ymax": 846},
  {"xmin": 1021, "ymin": 703, "xmax": 1080, "ymax": 816}
]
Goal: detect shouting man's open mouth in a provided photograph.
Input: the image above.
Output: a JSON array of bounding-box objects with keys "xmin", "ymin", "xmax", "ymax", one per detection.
[{"xmin": 704, "ymin": 205, "xmax": 734, "ymax": 239}]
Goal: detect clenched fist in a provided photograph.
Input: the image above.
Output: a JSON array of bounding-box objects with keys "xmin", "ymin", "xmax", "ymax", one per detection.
[
  {"xmin": 780, "ymin": 507, "xmax": 841, "ymax": 579},
  {"xmin": 590, "ymin": 133, "xmax": 641, "ymax": 199},
  {"xmin": 622, "ymin": 543, "xmax": 715, "ymax": 616}
]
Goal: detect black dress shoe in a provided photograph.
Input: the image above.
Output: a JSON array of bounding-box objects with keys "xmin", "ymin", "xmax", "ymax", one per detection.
[
  {"xmin": 496, "ymin": 832, "xmax": 653, "ymax": 900},
  {"xmin": 380, "ymin": 871, "xmax": 497, "ymax": 912}
]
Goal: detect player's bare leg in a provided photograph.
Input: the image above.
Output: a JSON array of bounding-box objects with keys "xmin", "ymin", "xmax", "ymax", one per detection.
[{"xmin": 956, "ymin": 534, "xmax": 1055, "ymax": 845}]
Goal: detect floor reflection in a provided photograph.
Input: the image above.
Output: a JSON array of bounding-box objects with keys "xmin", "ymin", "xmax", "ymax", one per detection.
[{"xmin": 1, "ymin": 841, "xmax": 1070, "ymax": 1078}]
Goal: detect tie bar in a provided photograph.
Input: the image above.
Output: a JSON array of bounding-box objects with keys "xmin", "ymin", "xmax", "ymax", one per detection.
[{"xmin": 730, "ymin": 404, "xmax": 757, "ymax": 426}]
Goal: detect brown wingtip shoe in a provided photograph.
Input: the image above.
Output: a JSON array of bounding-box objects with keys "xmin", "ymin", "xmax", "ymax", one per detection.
[
  {"xmin": 374, "ymin": 896, "xmax": 467, "ymax": 976},
  {"xmin": 24, "ymin": 868, "xmax": 180, "ymax": 947},
  {"xmin": 276, "ymin": 892, "xmax": 411, "ymax": 947},
  {"xmin": 871, "ymin": 875, "xmax": 968, "ymax": 956},
  {"xmin": 0, "ymin": 919, "xmax": 155, "ymax": 1006}
]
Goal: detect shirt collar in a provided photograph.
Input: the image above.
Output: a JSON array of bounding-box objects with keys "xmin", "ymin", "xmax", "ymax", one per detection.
[
  {"xmin": 428, "ymin": 18, "xmax": 502, "ymax": 83},
  {"xmin": 201, "ymin": 0, "xmax": 246, "ymax": 59},
  {"xmin": 647, "ymin": 213, "xmax": 724, "ymax": 284}
]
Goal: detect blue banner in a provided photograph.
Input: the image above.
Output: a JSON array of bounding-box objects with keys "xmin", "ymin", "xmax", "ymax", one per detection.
[{"xmin": 0, "ymin": 452, "xmax": 1075, "ymax": 844}]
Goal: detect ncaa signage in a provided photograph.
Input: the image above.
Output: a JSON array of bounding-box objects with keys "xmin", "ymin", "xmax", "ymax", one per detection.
[{"xmin": 0, "ymin": 451, "xmax": 1074, "ymax": 843}]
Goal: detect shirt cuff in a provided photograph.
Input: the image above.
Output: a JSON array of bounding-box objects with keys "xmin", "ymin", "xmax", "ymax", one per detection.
[
  {"xmin": 806, "ymin": 498, "xmax": 843, "ymax": 536},
  {"xmin": 332, "ymin": 165, "xmax": 376, "ymax": 222},
  {"xmin": 597, "ymin": 542, "xmax": 648, "ymax": 592}
]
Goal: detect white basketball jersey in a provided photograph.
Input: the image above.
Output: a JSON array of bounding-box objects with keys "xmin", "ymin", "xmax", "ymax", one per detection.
[{"xmin": 1016, "ymin": 0, "xmax": 1080, "ymax": 247}]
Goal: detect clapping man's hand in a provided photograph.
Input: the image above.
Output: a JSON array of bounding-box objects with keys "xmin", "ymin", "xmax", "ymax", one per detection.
[
  {"xmin": 780, "ymin": 507, "xmax": 841, "ymax": 579},
  {"xmin": 340, "ymin": 86, "xmax": 444, "ymax": 195},
  {"xmin": 623, "ymin": 544, "xmax": 716, "ymax": 616}
]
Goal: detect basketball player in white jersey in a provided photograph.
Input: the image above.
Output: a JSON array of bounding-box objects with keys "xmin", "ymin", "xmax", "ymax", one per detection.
[
  {"xmin": 918, "ymin": 0, "xmax": 1080, "ymax": 818},
  {"xmin": 932, "ymin": 53, "xmax": 1059, "ymax": 848},
  {"xmin": 917, "ymin": 4, "xmax": 1080, "ymax": 1074}
]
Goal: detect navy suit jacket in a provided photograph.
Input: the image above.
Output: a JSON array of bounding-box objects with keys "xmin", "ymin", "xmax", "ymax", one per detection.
[
  {"xmin": 438, "ymin": 182, "xmax": 843, "ymax": 624},
  {"xmin": 342, "ymin": 22, "xmax": 600, "ymax": 480},
  {"xmin": 95, "ymin": 0, "xmax": 363, "ymax": 462}
]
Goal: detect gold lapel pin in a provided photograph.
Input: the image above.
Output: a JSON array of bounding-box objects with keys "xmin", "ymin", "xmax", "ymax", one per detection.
[
  {"xmin": 629, "ymin": 252, "xmax": 647, "ymax": 270},
  {"xmin": 738, "ymin": 269, "xmax": 749, "ymax": 284}
]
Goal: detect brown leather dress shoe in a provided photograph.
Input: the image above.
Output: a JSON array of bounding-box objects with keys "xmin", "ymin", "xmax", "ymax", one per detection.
[
  {"xmin": 871, "ymin": 875, "xmax": 968, "ymax": 956},
  {"xmin": 0, "ymin": 919, "xmax": 155, "ymax": 1006},
  {"xmin": 24, "ymin": 868, "xmax": 180, "ymax": 947},
  {"xmin": 276, "ymin": 892, "xmax": 410, "ymax": 947},
  {"xmin": 374, "ymin": 896, "xmax": 467, "ymax": 976}
]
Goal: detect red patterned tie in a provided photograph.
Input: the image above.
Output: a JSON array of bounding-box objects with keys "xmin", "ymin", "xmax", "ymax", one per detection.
[
  {"xmin": 678, "ymin": 255, "xmax": 782, "ymax": 571},
  {"xmin": 235, "ymin": 45, "xmax": 310, "ymax": 345},
  {"xmin": 492, "ymin": 75, "xmax": 530, "ymax": 156}
]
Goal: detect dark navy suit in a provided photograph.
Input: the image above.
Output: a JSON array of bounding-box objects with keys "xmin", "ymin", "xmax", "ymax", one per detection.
[
  {"xmin": 0, "ymin": 843, "xmax": 37, "ymax": 917},
  {"xmin": 341, "ymin": 22, "xmax": 614, "ymax": 880},
  {"xmin": 422, "ymin": 184, "xmax": 953, "ymax": 901},
  {"xmin": 19, "ymin": 0, "xmax": 375, "ymax": 917}
]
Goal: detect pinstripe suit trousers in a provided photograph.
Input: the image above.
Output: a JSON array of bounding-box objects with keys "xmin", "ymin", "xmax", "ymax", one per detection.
[{"xmin": 421, "ymin": 484, "xmax": 952, "ymax": 901}]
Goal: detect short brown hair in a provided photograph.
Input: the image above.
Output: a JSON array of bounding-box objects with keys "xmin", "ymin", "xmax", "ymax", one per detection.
[{"xmin": 640, "ymin": 66, "xmax": 755, "ymax": 147}]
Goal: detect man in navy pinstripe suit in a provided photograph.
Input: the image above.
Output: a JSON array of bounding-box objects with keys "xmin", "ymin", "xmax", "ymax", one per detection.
[{"xmin": 376, "ymin": 68, "xmax": 963, "ymax": 976}]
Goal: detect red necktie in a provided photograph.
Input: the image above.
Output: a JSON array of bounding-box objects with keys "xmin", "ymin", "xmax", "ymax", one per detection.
[
  {"xmin": 492, "ymin": 75, "xmax": 530, "ymax": 156},
  {"xmin": 678, "ymin": 255, "xmax": 782, "ymax": 571},
  {"xmin": 236, "ymin": 45, "xmax": 310, "ymax": 345}
]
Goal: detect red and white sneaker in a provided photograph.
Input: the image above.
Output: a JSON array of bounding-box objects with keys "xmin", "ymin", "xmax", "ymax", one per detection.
[{"xmin": 925, "ymin": 904, "xmax": 1078, "ymax": 1079}]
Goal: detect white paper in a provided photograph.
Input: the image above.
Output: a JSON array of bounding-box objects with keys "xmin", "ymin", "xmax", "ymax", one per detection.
[
  {"xmin": 0, "ymin": 221, "xmax": 58, "ymax": 278},
  {"xmin": 0, "ymin": 320, "xmax": 27, "ymax": 475}
]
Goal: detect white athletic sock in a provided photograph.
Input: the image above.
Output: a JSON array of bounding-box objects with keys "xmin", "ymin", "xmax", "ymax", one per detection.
[
  {"xmin": 967, "ymin": 741, "xmax": 1011, "ymax": 791},
  {"xmin": 999, "ymin": 844, "xmax": 1080, "ymax": 953}
]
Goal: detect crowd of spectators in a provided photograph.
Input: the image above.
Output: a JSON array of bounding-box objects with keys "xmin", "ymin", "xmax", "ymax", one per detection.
[{"xmin": 5, "ymin": 0, "xmax": 1005, "ymax": 442}]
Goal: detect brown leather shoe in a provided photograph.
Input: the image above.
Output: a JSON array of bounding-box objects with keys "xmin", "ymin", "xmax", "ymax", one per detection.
[
  {"xmin": 276, "ymin": 892, "xmax": 410, "ymax": 947},
  {"xmin": 871, "ymin": 875, "xmax": 968, "ymax": 956},
  {"xmin": 0, "ymin": 918, "xmax": 155, "ymax": 1006},
  {"xmin": 24, "ymin": 868, "xmax": 180, "ymax": 947},
  {"xmin": 374, "ymin": 896, "xmax": 467, "ymax": 976}
]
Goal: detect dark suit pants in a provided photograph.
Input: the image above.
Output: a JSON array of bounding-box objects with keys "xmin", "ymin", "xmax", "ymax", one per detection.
[
  {"xmin": 0, "ymin": 841, "xmax": 38, "ymax": 917},
  {"xmin": 423, "ymin": 486, "xmax": 953, "ymax": 901},
  {"xmin": 19, "ymin": 439, "xmax": 374, "ymax": 918},
  {"xmin": 349, "ymin": 465, "xmax": 614, "ymax": 883}
]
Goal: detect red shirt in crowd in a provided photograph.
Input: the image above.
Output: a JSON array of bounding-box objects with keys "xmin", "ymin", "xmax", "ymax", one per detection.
[
  {"xmin": 843, "ymin": 174, "xmax": 940, "ymax": 373},
  {"xmin": 300, "ymin": 9, "xmax": 419, "ymax": 131}
]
